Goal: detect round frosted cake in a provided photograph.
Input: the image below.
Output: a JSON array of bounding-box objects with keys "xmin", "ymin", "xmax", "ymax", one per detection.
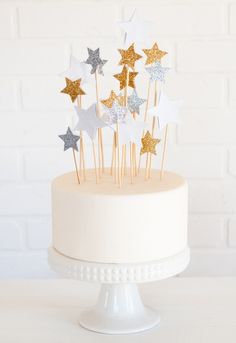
[{"xmin": 51, "ymin": 169, "xmax": 188, "ymax": 264}]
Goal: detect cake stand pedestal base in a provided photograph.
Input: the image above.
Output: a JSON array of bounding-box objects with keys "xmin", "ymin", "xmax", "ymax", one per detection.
[
  {"xmin": 48, "ymin": 246, "xmax": 190, "ymax": 335},
  {"xmin": 79, "ymin": 283, "xmax": 160, "ymax": 334}
]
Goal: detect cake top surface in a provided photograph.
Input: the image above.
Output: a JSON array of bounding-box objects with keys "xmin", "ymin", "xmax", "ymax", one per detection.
[{"xmin": 52, "ymin": 169, "xmax": 186, "ymax": 196}]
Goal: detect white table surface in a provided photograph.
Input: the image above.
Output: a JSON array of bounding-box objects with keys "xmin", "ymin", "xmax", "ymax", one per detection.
[{"xmin": 0, "ymin": 278, "xmax": 235, "ymax": 343}]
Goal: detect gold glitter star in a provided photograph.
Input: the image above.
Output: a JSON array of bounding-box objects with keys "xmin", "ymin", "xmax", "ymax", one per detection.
[
  {"xmin": 101, "ymin": 90, "xmax": 123, "ymax": 108},
  {"xmin": 140, "ymin": 131, "xmax": 160, "ymax": 155},
  {"xmin": 60, "ymin": 78, "xmax": 86, "ymax": 102},
  {"xmin": 142, "ymin": 43, "xmax": 167, "ymax": 65},
  {"xmin": 118, "ymin": 43, "xmax": 142, "ymax": 70},
  {"xmin": 114, "ymin": 66, "xmax": 138, "ymax": 90}
]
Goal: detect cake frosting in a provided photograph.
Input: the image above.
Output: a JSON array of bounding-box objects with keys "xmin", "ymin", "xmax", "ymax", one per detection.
[{"xmin": 51, "ymin": 169, "xmax": 188, "ymax": 264}]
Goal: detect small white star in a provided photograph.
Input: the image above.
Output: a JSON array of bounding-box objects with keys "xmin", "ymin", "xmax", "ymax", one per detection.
[
  {"xmin": 148, "ymin": 91, "xmax": 182, "ymax": 130},
  {"xmin": 74, "ymin": 103, "xmax": 107, "ymax": 141},
  {"xmin": 118, "ymin": 9, "xmax": 152, "ymax": 46},
  {"xmin": 60, "ymin": 55, "xmax": 91, "ymax": 84},
  {"xmin": 119, "ymin": 113, "xmax": 147, "ymax": 146},
  {"xmin": 102, "ymin": 101, "xmax": 128, "ymax": 125}
]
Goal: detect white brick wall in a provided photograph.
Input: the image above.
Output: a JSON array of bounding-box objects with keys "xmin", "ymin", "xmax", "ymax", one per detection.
[{"xmin": 0, "ymin": 0, "xmax": 236, "ymax": 278}]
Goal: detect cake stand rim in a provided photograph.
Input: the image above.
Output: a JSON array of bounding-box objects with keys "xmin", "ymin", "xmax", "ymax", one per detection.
[{"xmin": 48, "ymin": 246, "xmax": 190, "ymax": 283}]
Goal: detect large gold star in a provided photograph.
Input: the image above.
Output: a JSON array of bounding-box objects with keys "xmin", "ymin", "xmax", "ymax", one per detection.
[
  {"xmin": 60, "ymin": 78, "xmax": 86, "ymax": 102},
  {"xmin": 140, "ymin": 131, "xmax": 160, "ymax": 155},
  {"xmin": 118, "ymin": 43, "xmax": 142, "ymax": 70},
  {"xmin": 142, "ymin": 43, "xmax": 167, "ymax": 65},
  {"xmin": 101, "ymin": 90, "xmax": 124, "ymax": 108},
  {"xmin": 114, "ymin": 66, "xmax": 138, "ymax": 90}
]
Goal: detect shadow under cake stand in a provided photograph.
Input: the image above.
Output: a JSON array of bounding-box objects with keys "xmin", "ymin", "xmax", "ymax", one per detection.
[{"xmin": 48, "ymin": 246, "xmax": 190, "ymax": 335}]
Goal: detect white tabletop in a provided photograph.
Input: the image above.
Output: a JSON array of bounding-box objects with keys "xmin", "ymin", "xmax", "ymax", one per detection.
[{"xmin": 0, "ymin": 278, "xmax": 235, "ymax": 342}]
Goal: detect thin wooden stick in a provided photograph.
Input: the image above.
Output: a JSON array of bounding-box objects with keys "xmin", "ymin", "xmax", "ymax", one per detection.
[
  {"xmin": 116, "ymin": 123, "xmax": 121, "ymax": 188},
  {"xmin": 130, "ymin": 141, "xmax": 133, "ymax": 184},
  {"xmin": 92, "ymin": 141, "xmax": 98, "ymax": 184},
  {"xmin": 147, "ymin": 81, "xmax": 158, "ymax": 179},
  {"xmin": 121, "ymin": 144, "xmax": 125, "ymax": 182},
  {"xmin": 77, "ymin": 96, "xmax": 86, "ymax": 181},
  {"xmin": 160, "ymin": 124, "xmax": 169, "ymax": 180},
  {"xmin": 95, "ymin": 70, "xmax": 104, "ymax": 175},
  {"xmin": 72, "ymin": 148, "xmax": 80, "ymax": 184},
  {"xmin": 110, "ymin": 133, "xmax": 116, "ymax": 175},
  {"xmin": 138, "ymin": 79, "xmax": 151, "ymax": 173}
]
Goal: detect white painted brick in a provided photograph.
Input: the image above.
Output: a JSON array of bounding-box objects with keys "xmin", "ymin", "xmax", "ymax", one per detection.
[
  {"xmin": 177, "ymin": 42, "xmax": 236, "ymax": 72},
  {"xmin": 21, "ymin": 77, "xmax": 72, "ymax": 110},
  {"xmin": 189, "ymin": 215, "xmax": 224, "ymax": 248},
  {"xmin": 189, "ymin": 181, "xmax": 236, "ymax": 213},
  {"xmin": 229, "ymin": 148, "xmax": 236, "ymax": 177},
  {"xmin": 19, "ymin": 3, "xmax": 119, "ymax": 38},
  {"xmin": 229, "ymin": 78, "xmax": 236, "ymax": 107},
  {"xmin": 230, "ymin": 4, "xmax": 236, "ymax": 35},
  {"xmin": 0, "ymin": 220, "xmax": 22, "ymax": 250},
  {"xmin": 178, "ymin": 110, "xmax": 236, "ymax": 145},
  {"xmin": 0, "ymin": 78, "xmax": 18, "ymax": 111},
  {"xmin": 182, "ymin": 250, "xmax": 236, "ymax": 277},
  {"xmin": 163, "ymin": 146, "xmax": 224, "ymax": 179},
  {"xmin": 0, "ymin": 149, "xmax": 21, "ymax": 180},
  {"xmin": 26, "ymin": 218, "xmax": 51, "ymax": 249},
  {"xmin": 228, "ymin": 219, "xmax": 236, "ymax": 247},
  {"xmin": 166, "ymin": 74, "xmax": 225, "ymax": 108},
  {"xmin": 0, "ymin": 6, "xmax": 15, "ymax": 38},
  {"xmin": 189, "ymin": 181, "xmax": 224, "ymax": 213},
  {"xmin": 0, "ymin": 41, "xmax": 69, "ymax": 75},
  {"xmin": 0, "ymin": 112, "xmax": 72, "ymax": 146},
  {"xmin": 0, "ymin": 184, "xmax": 50, "ymax": 215},
  {"xmin": 24, "ymin": 148, "xmax": 74, "ymax": 181},
  {"xmin": 124, "ymin": 4, "xmax": 224, "ymax": 36}
]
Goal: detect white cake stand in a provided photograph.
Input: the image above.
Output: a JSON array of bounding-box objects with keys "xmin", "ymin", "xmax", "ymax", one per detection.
[{"xmin": 48, "ymin": 246, "xmax": 190, "ymax": 335}]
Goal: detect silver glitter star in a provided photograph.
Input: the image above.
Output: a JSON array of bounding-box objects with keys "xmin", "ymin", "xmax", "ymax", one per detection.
[
  {"xmin": 58, "ymin": 127, "xmax": 80, "ymax": 151},
  {"xmin": 146, "ymin": 61, "xmax": 169, "ymax": 82},
  {"xmin": 85, "ymin": 48, "xmax": 107, "ymax": 75},
  {"xmin": 127, "ymin": 89, "xmax": 146, "ymax": 115},
  {"xmin": 103, "ymin": 101, "xmax": 128, "ymax": 125},
  {"xmin": 74, "ymin": 103, "xmax": 107, "ymax": 141}
]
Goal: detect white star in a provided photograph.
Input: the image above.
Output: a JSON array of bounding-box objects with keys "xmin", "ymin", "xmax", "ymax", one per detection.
[
  {"xmin": 60, "ymin": 55, "xmax": 91, "ymax": 84},
  {"xmin": 148, "ymin": 91, "xmax": 182, "ymax": 130},
  {"xmin": 119, "ymin": 113, "xmax": 147, "ymax": 146},
  {"xmin": 118, "ymin": 9, "xmax": 152, "ymax": 46},
  {"xmin": 74, "ymin": 103, "xmax": 107, "ymax": 141}
]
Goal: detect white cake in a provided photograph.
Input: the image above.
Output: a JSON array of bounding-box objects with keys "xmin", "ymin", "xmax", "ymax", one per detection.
[{"xmin": 51, "ymin": 169, "xmax": 188, "ymax": 264}]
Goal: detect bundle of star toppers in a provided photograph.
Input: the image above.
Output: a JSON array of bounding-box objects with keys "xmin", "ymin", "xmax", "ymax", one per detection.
[{"xmin": 58, "ymin": 11, "xmax": 181, "ymax": 187}]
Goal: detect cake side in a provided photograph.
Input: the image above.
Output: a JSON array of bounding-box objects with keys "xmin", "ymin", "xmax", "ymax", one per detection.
[{"xmin": 51, "ymin": 169, "xmax": 188, "ymax": 264}]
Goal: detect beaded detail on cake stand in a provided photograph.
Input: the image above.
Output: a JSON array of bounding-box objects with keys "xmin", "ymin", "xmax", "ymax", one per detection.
[{"xmin": 48, "ymin": 246, "xmax": 190, "ymax": 335}]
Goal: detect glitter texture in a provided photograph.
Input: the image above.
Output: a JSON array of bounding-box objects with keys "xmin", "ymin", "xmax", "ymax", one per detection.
[
  {"xmin": 101, "ymin": 90, "xmax": 124, "ymax": 108},
  {"xmin": 103, "ymin": 101, "xmax": 127, "ymax": 125},
  {"xmin": 114, "ymin": 66, "xmax": 138, "ymax": 90},
  {"xmin": 146, "ymin": 61, "xmax": 169, "ymax": 83},
  {"xmin": 143, "ymin": 43, "xmax": 167, "ymax": 65},
  {"xmin": 128, "ymin": 89, "xmax": 146, "ymax": 114},
  {"xmin": 85, "ymin": 48, "xmax": 107, "ymax": 75},
  {"xmin": 60, "ymin": 78, "xmax": 86, "ymax": 102},
  {"xmin": 118, "ymin": 43, "xmax": 142, "ymax": 70},
  {"xmin": 59, "ymin": 127, "xmax": 80, "ymax": 151},
  {"xmin": 140, "ymin": 131, "xmax": 160, "ymax": 155}
]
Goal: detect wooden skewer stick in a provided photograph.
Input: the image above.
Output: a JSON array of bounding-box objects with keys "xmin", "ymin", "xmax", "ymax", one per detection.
[
  {"xmin": 138, "ymin": 79, "xmax": 151, "ymax": 174},
  {"xmin": 116, "ymin": 123, "xmax": 121, "ymax": 188},
  {"xmin": 130, "ymin": 141, "xmax": 133, "ymax": 184},
  {"xmin": 95, "ymin": 70, "xmax": 104, "ymax": 175},
  {"xmin": 110, "ymin": 132, "xmax": 116, "ymax": 175},
  {"xmin": 160, "ymin": 124, "xmax": 169, "ymax": 180},
  {"xmin": 92, "ymin": 141, "xmax": 98, "ymax": 184},
  {"xmin": 77, "ymin": 96, "xmax": 86, "ymax": 181},
  {"xmin": 72, "ymin": 148, "xmax": 80, "ymax": 184},
  {"xmin": 147, "ymin": 81, "xmax": 158, "ymax": 179}
]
